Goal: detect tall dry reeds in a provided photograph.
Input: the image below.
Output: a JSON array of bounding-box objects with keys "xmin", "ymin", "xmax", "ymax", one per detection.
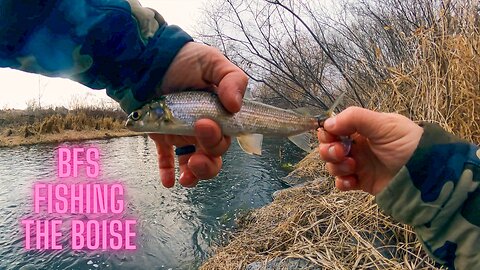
[
  {"xmin": 201, "ymin": 2, "xmax": 478, "ymax": 270},
  {"xmin": 0, "ymin": 107, "xmax": 126, "ymax": 138},
  {"xmin": 37, "ymin": 111, "xmax": 124, "ymax": 134},
  {"xmin": 370, "ymin": 6, "xmax": 479, "ymax": 144}
]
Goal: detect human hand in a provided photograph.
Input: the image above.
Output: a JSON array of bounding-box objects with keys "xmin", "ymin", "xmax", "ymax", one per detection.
[
  {"xmin": 149, "ymin": 42, "xmax": 248, "ymax": 188},
  {"xmin": 317, "ymin": 107, "xmax": 424, "ymax": 195}
]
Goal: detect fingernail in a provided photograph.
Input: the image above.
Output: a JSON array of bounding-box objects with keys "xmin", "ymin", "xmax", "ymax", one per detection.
[
  {"xmin": 343, "ymin": 180, "xmax": 351, "ymax": 189},
  {"xmin": 328, "ymin": 145, "xmax": 336, "ymax": 158},
  {"xmin": 324, "ymin": 117, "xmax": 336, "ymax": 129}
]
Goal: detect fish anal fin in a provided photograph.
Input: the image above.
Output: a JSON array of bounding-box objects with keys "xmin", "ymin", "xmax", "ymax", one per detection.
[
  {"xmin": 288, "ymin": 133, "xmax": 314, "ymax": 153},
  {"xmin": 237, "ymin": 134, "xmax": 263, "ymax": 155}
]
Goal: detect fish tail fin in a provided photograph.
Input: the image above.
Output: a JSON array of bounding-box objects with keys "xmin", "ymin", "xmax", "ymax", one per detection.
[
  {"xmin": 286, "ymin": 93, "xmax": 346, "ymax": 152},
  {"xmin": 315, "ymin": 92, "xmax": 346, "ymax": 127}
]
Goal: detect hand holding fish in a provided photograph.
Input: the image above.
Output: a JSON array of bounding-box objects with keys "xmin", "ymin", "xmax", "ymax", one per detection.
[
  {"xmin": 149, "ymin": 42, "xmax": 248, "ymax": 188},
  {"xmin": 318, "ymin": 107, "xmax": 424, "ymax": 195}
]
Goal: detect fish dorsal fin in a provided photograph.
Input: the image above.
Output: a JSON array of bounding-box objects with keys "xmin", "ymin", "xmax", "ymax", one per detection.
[
  {"xmin": 288, "ymin": 132, "xmax": 314, "ymax": 153},
  {"xmin": 237, "ymin": 134, "xmax": 263, "ymax": 155}
]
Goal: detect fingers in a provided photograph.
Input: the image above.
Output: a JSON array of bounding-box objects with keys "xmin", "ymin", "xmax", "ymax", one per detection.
[
  {"xmin": 203, "ymin": 48, "xmax": 248, "ymax": 113},
  {"xmin": 318, "ymin": 142, "xmax": 349, "ymax": 162},
  {"xmin": 335, "ymin": 175, "xmax": 359, "ymax": 191},
  {"xmin": 188, "ymin": 153, "xmax": 222, "ymax": 180},
  {"xmin": 177, "ymin": 154, "xmax": 198, "ymax": 188},
  {"xmin": 325, "ymin": 158, "xmax": 356, "ymax": 176},
  {"xmin": 150, "ymin": 130, "xmax": 225, "ymax": 188},
  {"xmin": 317, "ymin": 129, "xmax": 338, "ymax": 143},
  {"xmin": 323, "ymin": 106, "xmax": 384, "ymax": 137},
  {"xmin": 195, "ymin": 119, "xmax": 231, "ymax": 157},
  {"xmin": 149, "ymin": 134, "xmax": 176, "ymax": 188},
  {"xmin": 319, "ymin": 137, "xmax": 359, "ymax": 192},
  {"xmin": 216, "ymin": 71, "xmax": 248, "ymax": 113}
]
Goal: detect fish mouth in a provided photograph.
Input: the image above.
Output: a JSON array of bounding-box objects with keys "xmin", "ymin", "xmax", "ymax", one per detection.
[{"xmin": 125, "ymin": 119, "xmax": 138, "ymax": 131}]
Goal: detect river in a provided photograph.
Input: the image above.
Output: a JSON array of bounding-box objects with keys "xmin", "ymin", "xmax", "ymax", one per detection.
[{"xmin": 0, "ymin": 135, "xmax": 304, "ymax": 270}]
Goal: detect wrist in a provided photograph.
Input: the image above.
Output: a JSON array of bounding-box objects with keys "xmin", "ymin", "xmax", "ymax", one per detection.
[{"xmin": 372, "ymin": 118, "xmax": 424, "ymax": 195}]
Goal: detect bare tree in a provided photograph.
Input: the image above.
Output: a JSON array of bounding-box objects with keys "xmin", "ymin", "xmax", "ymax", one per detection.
[
  {"xmin": 37, "ymin": 75, "xmax": 48, "ymax": 110},
  {"xmin": 198, "ymin": 0, "xmax": 478, "ymax": 111},
  {"xmin": 199, "ymin": 0, "xmax": 339, "ymax": 109}
]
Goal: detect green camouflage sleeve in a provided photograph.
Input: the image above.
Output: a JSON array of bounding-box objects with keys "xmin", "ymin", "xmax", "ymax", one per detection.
[{"xmin": 376, "ymin": 123, "xmax": 480, "ymax": 269}]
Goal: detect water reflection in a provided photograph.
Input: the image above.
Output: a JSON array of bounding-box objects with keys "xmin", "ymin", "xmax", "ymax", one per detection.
[{"xmin": 0, "ymin": 136, "xmax": 303, "ymax": 269}]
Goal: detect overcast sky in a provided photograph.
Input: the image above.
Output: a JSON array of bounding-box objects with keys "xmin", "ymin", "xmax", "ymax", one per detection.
[{"xmin": 0, "ymin": 0, "xmax": 207, "ymax": 109}]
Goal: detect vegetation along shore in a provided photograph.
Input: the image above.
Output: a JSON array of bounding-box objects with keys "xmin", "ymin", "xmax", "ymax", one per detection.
[
  {"xmin": 0, "ymin": 106, "xmax": 139, "ymax": 147},
  {"xmin": 199, "ymin": 0, "xmax": 479, "ymax": 269}
]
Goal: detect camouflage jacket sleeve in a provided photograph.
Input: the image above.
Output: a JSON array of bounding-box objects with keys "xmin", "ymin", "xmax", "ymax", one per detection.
[
  {"xmin": 376, "ymin": 123, "xmax": 480, "ymax": 269},
  {"xmin": 0, "ymin": 0, "xmax": 193, "ymax": 113}
]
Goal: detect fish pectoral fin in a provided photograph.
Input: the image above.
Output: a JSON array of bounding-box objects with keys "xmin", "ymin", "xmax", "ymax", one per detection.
[
  {"xmin": 237, "ymin": 134, "xmax": 263, "ymax": 156},
  {"xmin": 244, "ymin": 89, "xmax": 254, "ymax": 100},
  {"xmin": 288, "ymin": 133, "xmax": 314, "ymax": 153}
]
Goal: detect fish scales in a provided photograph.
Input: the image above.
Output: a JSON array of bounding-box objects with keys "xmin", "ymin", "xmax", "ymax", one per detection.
[
  {"xmin": 125, "ymin": 91, "xmax": 340, "ymax": 154},
  {"xmin": 163, "ymin": 92, "xmax": 317, "ymax": 137}
]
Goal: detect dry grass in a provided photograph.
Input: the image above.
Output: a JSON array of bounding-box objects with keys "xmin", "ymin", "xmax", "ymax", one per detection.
[
  {"xmin": 0, "ymin": 130, "xmax": 140, "ymax": 147},
  {"xmin": 370, "ymin": 7, "xmax": 480, "ymax": 144},
  {"xmin": 201, "ymin": 5, "xmax": 478, "ymax": 270},
  {"xmin": 290, "ymin": 150, "xmax": 329, "ymax": 180},
  {"xmin": 0, "ymin": 108, "xmax": 133, "ymax": 147},
  {"xmin": 201, "ymin": 153, "xmax": 442, "ymax": 270}
]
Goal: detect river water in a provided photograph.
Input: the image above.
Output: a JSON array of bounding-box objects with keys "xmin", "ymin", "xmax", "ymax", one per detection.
[{"xmin": 0, "ymin": 135, "xmax": 304, "ymax": 270}]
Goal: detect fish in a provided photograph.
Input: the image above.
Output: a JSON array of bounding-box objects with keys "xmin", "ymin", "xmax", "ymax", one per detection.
[{"xmin": 125, "ymin": 91, "xmax": 346, "ymax": 155}]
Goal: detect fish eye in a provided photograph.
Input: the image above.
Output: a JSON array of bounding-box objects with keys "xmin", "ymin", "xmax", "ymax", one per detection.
[{"xmin": 131, "ymin": 111, "xmax": 141, "ymax": 121}]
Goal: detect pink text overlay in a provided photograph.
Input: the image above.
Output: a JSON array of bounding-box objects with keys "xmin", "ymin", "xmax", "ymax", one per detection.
[{"xmin": 22, "ymin": 147, "xmax": 137, "ymax": 251}]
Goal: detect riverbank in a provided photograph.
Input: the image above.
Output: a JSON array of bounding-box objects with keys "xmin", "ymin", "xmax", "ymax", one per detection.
[
  {"xmin": 200, "ymin": 152, "xmax": 441, "ymax": 270},
  {"xmin": 0, "ymin": 130, "xmax": 141, "ymax": 147},
  {"xmin": 0, "ymin": 107, "xmax": 141, "ymax": 147},
  {"xmin": 201, "ymin": 3, "xmax": 479, "ymax": 268}
]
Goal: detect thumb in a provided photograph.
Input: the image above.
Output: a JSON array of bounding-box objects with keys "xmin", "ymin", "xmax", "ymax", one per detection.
[
  {"xmin": 324, "ymin": 106, "xmax": 385, "ymax": 138},
  {"xmin": 201, "ymin": 47, "xmax": 248, "ymax": 113}
]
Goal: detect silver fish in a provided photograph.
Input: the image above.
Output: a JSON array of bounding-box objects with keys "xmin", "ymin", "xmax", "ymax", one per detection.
[{"xmin": 125, "ymin": 91, "xmax": 345, "ymax": 155}]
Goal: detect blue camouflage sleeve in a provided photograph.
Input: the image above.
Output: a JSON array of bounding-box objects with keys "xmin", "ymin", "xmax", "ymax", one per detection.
[
  {"xmin": 0, "ymin": 0, "xmax": 193, "ymax": 113},
  {"xmin": 376, "ymin": 123, "xmax": 480, "ymax": 269}
]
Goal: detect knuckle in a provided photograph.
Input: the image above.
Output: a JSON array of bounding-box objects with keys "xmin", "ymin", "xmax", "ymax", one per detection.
[
  {"xmin": 200, "ymin": 136, "xmax": 223, "ymax": 150},
  {"xmin": 342, "ymin": 106, "xmax": 362, "ymax": 116},
  {"xmin": 208, "ymin": 46, "xmax": 222, "ymax": 55}
]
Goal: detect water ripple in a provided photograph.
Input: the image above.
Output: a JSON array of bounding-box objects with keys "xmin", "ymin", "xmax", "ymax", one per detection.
[{"xmin": 0, "ymin": 136, "xmax": 303, "ymax": 269}]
